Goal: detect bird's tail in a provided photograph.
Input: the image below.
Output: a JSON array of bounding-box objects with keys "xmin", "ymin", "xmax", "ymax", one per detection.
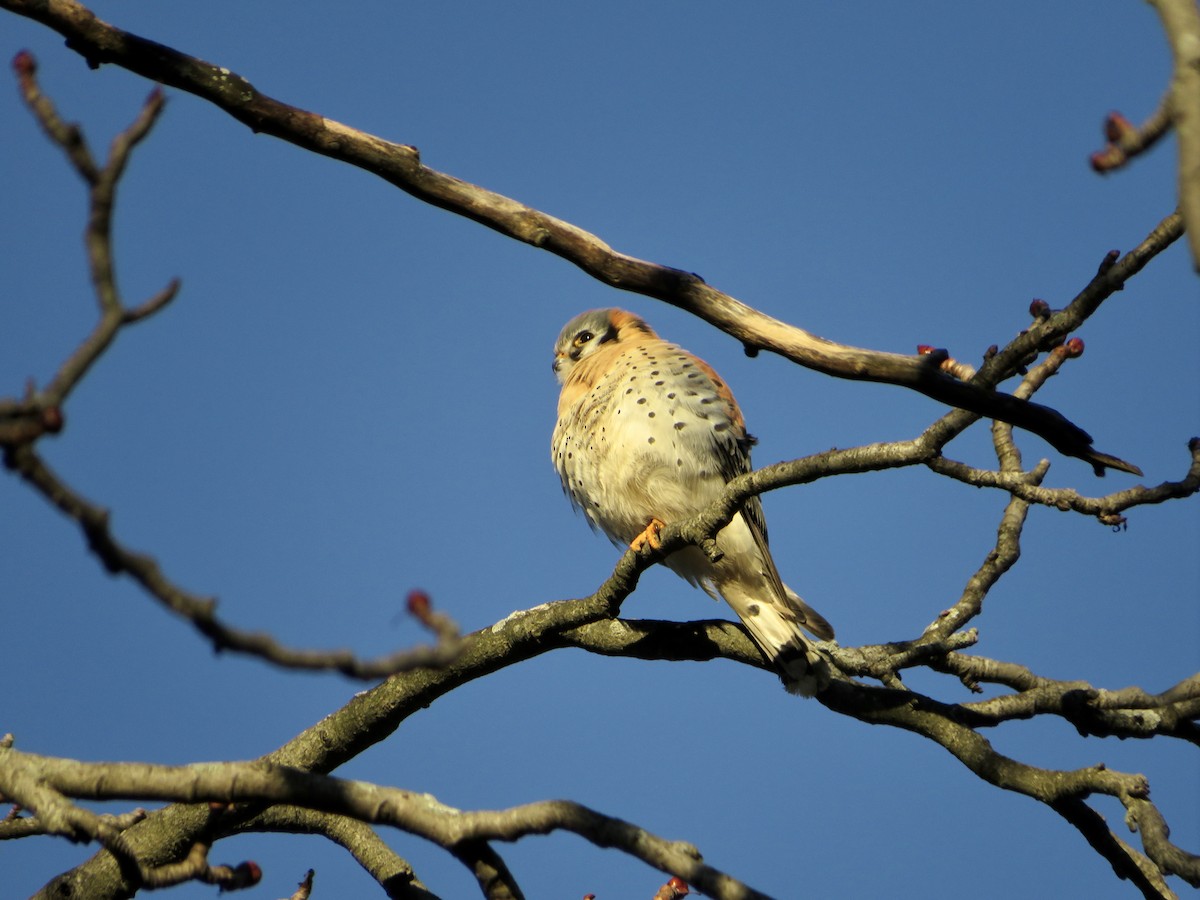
[
  {"xmin": 784, "ymin": 585, "xmax": 835, "ymax": 642},
  {"xmin": 719, "ymin": 581, "xmax": 831, "ymax": 697}
]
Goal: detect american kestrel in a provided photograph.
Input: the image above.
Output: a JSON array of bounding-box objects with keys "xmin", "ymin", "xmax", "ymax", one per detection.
[{"xmin": 551, "ymin": 308, "xmax": 834, "ymax": 695}]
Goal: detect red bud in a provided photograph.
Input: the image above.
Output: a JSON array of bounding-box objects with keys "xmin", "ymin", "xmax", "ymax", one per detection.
[
  {"xmin": 406, "ymin": 589, "xmax": 431, "ymax": 620},
  {"xmin": 1104, "ymin": 111, "xmax": 1134, "ymax": 143},
  {"xmin": 232, "ymin": 861, "xmax": 262, "ymax": 887},
  {"xmin": 12, "ymin": 51, "xmax": 35, "ymax": 77}
]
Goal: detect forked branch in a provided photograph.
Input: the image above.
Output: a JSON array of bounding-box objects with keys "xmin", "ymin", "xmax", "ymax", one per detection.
[{"xmin": 0, "ymin": 747, "xmax": 768, "ymax": 900}]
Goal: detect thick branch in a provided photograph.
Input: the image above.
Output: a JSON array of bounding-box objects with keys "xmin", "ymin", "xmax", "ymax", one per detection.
[
  {"xmin": 4, "ymin": 748, "xmax": 769, "ymax": 900},
  {"xmin": 0, "ymin": 0, "xmax": 1169, "ymax": 474},
  {"xmin": 27, "ymin": 565, "xmax": 1198, "ymax": 899}
]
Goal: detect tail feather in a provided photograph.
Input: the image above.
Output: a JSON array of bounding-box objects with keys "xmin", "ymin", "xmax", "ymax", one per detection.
[
  {"xmin": 660, "ymin": 514, "xmax": 835, "ymax": 695},
  {"xmin": 720, "ymin": 581, "xmax": 831, "ymax": 696},
  {"xmin": 784, "ymin": 586, "xmax": 835, "ymax": 641}
]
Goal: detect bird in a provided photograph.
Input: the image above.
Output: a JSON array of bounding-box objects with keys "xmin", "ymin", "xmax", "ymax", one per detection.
[{"xmin": 551, "ymin": 308, "xmax": 834, "ymax": 695}]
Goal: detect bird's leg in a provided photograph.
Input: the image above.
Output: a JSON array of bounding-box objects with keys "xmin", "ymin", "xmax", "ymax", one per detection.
[{"xmin": 630, "ymin": 517, "xmax": 667, "ymax": 552}]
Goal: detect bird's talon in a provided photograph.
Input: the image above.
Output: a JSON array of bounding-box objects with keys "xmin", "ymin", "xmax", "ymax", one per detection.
[{"xmin": 630, "ymin": 517, "xmax": 667, "ymax": 553}]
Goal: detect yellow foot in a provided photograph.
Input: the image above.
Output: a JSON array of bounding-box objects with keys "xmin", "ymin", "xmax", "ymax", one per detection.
[{"xmin": 630, "ymin": 517, "xmax": 667, "ymax": 552}]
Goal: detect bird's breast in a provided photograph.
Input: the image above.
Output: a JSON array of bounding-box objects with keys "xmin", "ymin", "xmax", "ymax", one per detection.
[{"xmin": 552, "ymin": 341, "xmax": 742, "ymax": 544}]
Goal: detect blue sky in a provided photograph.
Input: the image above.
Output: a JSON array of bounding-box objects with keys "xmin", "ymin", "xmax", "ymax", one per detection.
[{"xmin": 2, "ymin": 3, "xmax": 1197, "ymax": 898}]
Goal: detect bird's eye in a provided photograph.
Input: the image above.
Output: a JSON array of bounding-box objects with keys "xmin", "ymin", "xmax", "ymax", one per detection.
[{"xmin": 574, "ymin": 331, "xmax": 594, "ymax": 347}]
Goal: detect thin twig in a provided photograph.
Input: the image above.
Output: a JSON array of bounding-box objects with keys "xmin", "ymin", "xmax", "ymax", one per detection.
[
  {"xmin": 1090, "ymin": 98, "xmax": 1174, "ymax": 173},
  {"xmin": 1, "ymin": 50, "xmax": 177, "ymax": 448},
  {"xmin": 5, "ymin": 444, "xmax": 462, "ymax": 676}
]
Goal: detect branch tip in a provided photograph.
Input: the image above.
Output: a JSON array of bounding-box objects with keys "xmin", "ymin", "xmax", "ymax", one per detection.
[
  {"xmin": 1104, "ymin": 111, "xmax": 1136, "ymax": 144},
  {"xmin": 406, "ymin": 589, "xmax": 431, "ymax": 621},
  {"xmin": 287, "ymin": 868, "xmax": 315, "ymax": 900},
  {"xmin": 12, "ymin": 49, "xmax": 35, "ymax": 77},
  {"xmin": 1097, "ymin": 249, "xmax": 1121, "ymax": 276},
  {"xmin": 654, "ymin": 875, "xmax": 691, "ymax": 899}
]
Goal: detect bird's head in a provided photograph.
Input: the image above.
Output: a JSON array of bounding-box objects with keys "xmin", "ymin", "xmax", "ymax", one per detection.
[{"xmin": 552, "ymin": 308, "xmax": 656, "ymax": 383}]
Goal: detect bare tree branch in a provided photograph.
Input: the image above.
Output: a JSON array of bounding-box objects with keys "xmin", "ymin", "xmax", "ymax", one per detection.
[
  {"xmin": 242, "ymin": 807, "xmax": 440, "ymax": 900},
  {"xmin": 0, "ymin": 0, "xmax": 1173, "ymax": 475},
  {"xmin": 1091, "ymin": 99, "xmax": 1175, "ymax": 174},
  {"xmin": 4, "ymin": 440, "xmax": 462, "ymax": 677},
  {"xmin": 1, "ymin": 747, "xmax": 772, "ymax": 900},
  {"xmin": 285, "ymin": 869, "xmax": 315, "ymax": 900},
  {"xmin": 947, "ymin": 666, "xmax": 1200, "ymax": 743},
  {"xmin": 449, "ymin": 841, "xmax": 525, "ymax": 900},
  {"xmin": 0, "ymin": 50, "xmax": 177, "ymax": 448},
  {"xmin": 1147, "ymin": 0, "xmax": 1200, "ymax": 269},
  {"xmin": 1, "ymin": 58, "xmax": 463, "ymax": 678},
  {"xmin": 3, "ymin": 10, "xmax": 1195, "ymax": 900},
  {"xmin": 927, "ymin": 439, "xmax": 1200, "ymax": 526},
  {"xmin": 1050, "ymin": 798, "xmax": 1178, "ymax": 899}
]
